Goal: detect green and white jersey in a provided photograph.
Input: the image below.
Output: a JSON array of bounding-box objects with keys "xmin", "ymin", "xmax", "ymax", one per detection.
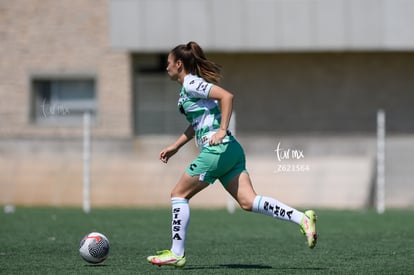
[{"xmin": 178, "ymin": 74, "xmax": 232, "ymax": 149}]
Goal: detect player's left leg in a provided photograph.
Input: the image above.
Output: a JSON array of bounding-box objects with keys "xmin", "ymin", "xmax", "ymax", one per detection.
[
  {"xmin": 225, "ymin": 172, "xmax": 318, "ymax": 249},
  {"xmin": 147, "ymin": 173, "xmax": 209, "ymax": 267},
  {"xmin": 169, "ymin": 173, "xmax": 209, "ymax": 258}
]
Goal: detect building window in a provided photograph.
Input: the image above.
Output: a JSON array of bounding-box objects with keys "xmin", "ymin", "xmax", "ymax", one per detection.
[
  {"xmin": 135, "ymin": 74, "xmax": 187, "ymax": 135},
  {"xmin": 31, "ymin": 78, "xmax": 96, "ymax": 125},
  {"xmin": 133, "ymin": 54, "xmax": 187, "ymax": 135}
]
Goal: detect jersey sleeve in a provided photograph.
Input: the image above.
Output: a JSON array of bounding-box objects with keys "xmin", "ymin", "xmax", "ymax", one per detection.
[{"xmin": 184, "ymin": 77, "xmax": 213, "ymax": 99}]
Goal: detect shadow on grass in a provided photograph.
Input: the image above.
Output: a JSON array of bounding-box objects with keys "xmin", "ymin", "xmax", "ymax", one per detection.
[
  {"xmin": 219, "ymin": 264, "xmax": 272, "ymax": 269},
  {"xmin": 185, "ymin": 263, "xmax": 327, "ymax": 271},
  {"xmin": 184, "ymin": 264, "xmax": 270, "ymax": 270},
  {"xmin": 84, "ymin": 264, "xmax": 109, "ymax": 267}
]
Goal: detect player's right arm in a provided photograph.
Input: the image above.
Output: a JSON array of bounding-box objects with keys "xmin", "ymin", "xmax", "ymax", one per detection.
[{"xmin": 159, "ymin": 125, "xmax": 195, "ymax": 163}]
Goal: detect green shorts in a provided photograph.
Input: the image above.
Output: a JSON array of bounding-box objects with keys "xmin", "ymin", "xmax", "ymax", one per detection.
[{"xmin": 186, "ymin": 139, "xmax": 248, "ymax": 187}]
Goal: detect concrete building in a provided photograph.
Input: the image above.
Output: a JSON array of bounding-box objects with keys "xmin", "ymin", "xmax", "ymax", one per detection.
[{"xmin": 1, "ymin": 0, "xmax": 413, "ymax": 209}]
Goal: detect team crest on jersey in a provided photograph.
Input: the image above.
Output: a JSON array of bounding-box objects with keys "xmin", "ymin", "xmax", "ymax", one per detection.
[{"xmin": 200, "ymin": 135, "xmax": 209, "ymax": 144}]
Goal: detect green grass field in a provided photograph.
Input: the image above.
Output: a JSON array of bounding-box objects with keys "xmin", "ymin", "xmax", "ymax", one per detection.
[{"xmin": 1, "ymin": 207, "xmax": 413, "ymax": 274}]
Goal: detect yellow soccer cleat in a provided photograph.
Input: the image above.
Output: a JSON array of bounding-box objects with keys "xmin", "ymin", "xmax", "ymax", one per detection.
[
  {"xmin": 147, "ymin": 250, "xmax": 186, "ymax": 268},
  {"xmin": 300, "ymin": 210, "xmax": 318, "ymax": 249}
]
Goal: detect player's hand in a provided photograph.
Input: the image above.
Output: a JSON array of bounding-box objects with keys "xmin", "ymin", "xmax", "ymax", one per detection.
[
  {"xmin": 159, "ymin": 145, "xmax": 178, "ymax": 163},
  {"xmin": 209, "ymin": 129, "xmax": 227, "ymax": 146}
]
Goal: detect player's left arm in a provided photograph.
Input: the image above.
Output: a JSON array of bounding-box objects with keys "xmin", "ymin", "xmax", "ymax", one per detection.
[{"xmin": 208, "ymin": 85, "xmax": 234, "ymax": 145}]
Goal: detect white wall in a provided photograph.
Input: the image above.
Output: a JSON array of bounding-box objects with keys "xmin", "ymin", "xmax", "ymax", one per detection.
[{"xmin": 110, "ymin": 0, "xmax": 414, "ymax": 51}]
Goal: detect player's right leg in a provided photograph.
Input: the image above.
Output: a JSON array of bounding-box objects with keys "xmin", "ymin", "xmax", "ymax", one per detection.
[{"xmin": 225, "ymin": 172, "xmax": 318, "ymax": 249}]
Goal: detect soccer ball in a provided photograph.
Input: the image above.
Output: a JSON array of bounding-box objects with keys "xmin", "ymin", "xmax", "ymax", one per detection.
[{"xmin": 79, "ymin": 232, "xmax": 110, "ymax": 264}]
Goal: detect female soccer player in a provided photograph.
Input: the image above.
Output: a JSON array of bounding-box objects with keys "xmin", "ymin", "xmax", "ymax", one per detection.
[{"xmin": 147, "ymin": 42, "xmax": 317, "ymax": 268}]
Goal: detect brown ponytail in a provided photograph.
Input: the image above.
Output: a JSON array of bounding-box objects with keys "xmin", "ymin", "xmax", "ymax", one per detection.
[{"xmin": 170, "ymin": 41, "xmax": 222, "ymax": 84}]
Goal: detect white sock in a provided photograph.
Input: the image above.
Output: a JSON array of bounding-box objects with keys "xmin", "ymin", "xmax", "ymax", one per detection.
[
  {"xmin": 170, "ymin": 197, "xmax": 190, "ymax": 257},
  {"xmin": 252, "ymin": 195, "xmax": 303, "ymax": 225}
]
